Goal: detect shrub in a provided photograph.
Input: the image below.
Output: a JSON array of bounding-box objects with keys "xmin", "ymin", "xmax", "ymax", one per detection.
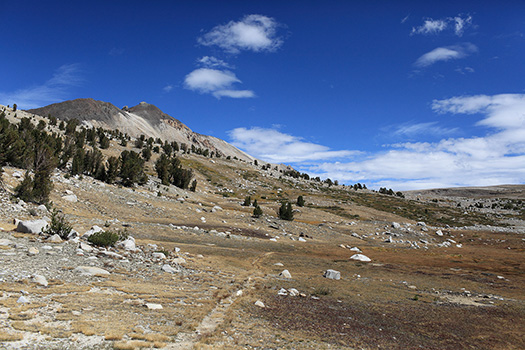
[
  {"xmin": 88, "ymin": 230, "xmax": 120, "ymax": 247},
  {"xmin": 44, "ymin": 209, "xmax": 73, "ymax": 239},
  {"xmin": 242, "ymin": 196, "xmax": 251, "ymax": 206},
  {"xmin": 297, "ymin": 195, "xmax": 305, "ymax": 207}
]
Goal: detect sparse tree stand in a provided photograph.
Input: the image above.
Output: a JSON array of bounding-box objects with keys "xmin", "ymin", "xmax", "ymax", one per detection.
[{"xmin": 279, "ymin": 202, "xmax": 294, "ymax": 221}]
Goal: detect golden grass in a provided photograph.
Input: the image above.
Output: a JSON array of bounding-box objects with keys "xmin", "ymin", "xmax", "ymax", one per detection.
[{"xmin": 0, "ymin": 330, "xmax": 24, "ymax": 341}]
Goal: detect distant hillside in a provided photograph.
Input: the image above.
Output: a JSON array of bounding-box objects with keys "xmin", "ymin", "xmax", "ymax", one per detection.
[{"xmin": 27, "ymin": 99, "xmax": 255, "ymax": 163}]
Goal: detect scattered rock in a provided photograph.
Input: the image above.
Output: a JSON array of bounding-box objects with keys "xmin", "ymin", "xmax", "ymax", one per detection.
[
  {"xmin": 17, "ymin": 296, "xmax": 30, "ymax": 304},
  {"xmin": 28, "ymin": 247, "xmax": 39, "ymax": 255},
  {"xmin": 0, "ymin": 238, "xmax": 14, "ymax": 246},
  {"xmin": 33, "ymin": 274, "xmax": 48, "ymax": 287},
  {"xmin": 436, "ymin": 230, "xmax": 444, "ymax": 236},
  {"xmin": 83, "ymin": 226, "xmax": 103, "ymax": 238},
  {"xmin": 278, "ymin": 288, "xmax": 288, "ymax": 296},
  {"xmin": 161, "ymin": 264, "xmax": 179, "ymax": 273},
  {"xmin": 392, "ymin": 222, "xmax": 401, "ymax": 229},
  {"xmin": 74, "ymin": 266, "xmax": 110, "ymax": 276},
  {"xmin": 350, "ymin": 254, "xmax": 371, "ymax": 262},
  {"xmin": 62, "ymin": 194, "xmax": 78, "ymax": 203},
  {"xmin": 16, "ymin": 219, "xmax": 49, "ymax": 234},
  {"xmin": 254, "ymin": 300, "xmax": 265, "ymax": 308},
  {"xmin": 279, "ymin": 269, "xmax": 292, "ymax": 279},
  {"xmin": 47, "ymin": 234, "xmax": 63, "ymax": 243},
  {"xmin": 80, "ymin": 242, "xmax": 93, "ymax": 253},
  {"xmin": 323, "ymin": 269, "xmax": 341, "ymax": 280},
  {"xmin": 349, "ymin": 247, "xmax": 362, "ymax": 252},
  {"xmin": 145, "ymin": 303, "xmax": 163, "ymax": 310},
  {"xmin": 152, "ymin": 252, "xmax": 166, "ymax": 259}
]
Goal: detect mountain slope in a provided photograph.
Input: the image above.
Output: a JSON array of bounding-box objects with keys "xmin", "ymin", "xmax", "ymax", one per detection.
[{"xmin": 27, "ymin": 99, "xmax": 255, "ymax": 162}]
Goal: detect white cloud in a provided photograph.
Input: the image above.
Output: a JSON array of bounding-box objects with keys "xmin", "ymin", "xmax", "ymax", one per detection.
[
  {"xmin": 392, "ymin": 122, "xmax": 458, "ymax": 137},
  {"xmin": 197, "ymin": 56, "xmax": 231, "ymax": 69},
  {"xmin": 411, "ymin": 19, "xmax": 447, "ymax": 35},
  {"xmin": 213, "ymin": 90, "xmax": 255, "ymax": 99},
  {"xmin": 228, "ymin": 127, "xmax": 358, "ymax": 163},
  {"xmin": 414, "ymin": 43, "xmax": 477, "ymax": 67},
  {"xmin": 198, "ymin": 14, "xmax": 282, "ymax": 54},
  {"xmin": 411, "ymin": 15, "xmax": 472, "ymax": 37},
  {"xmin": 0, "ymin": 64, "xmax": 82, "ymax": 109},
  {"xmin": 184, "ymin": 68, "xmax": 240, "ymax": 93},
  {"xmin": 453, "ymin": 15, "xmax": 473, "ymax": 36},
  {"xmin": 183, "ymin": 68, "xmax": 254, "ymax": 99},
  {"xmin": 304, "ymin": 94, "xmax": 525, "ymax": 190}
]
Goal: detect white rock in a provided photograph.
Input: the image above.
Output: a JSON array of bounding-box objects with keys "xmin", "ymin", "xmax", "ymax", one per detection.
[
  {"xmin": 236, "ymin": 290, "xmax": 243, "ymax": 297},
  {"xmin": 17, "ymin": 296, "xmax": 30, "ymax": 304},
  {"xmin": 278, "ymin": 288, "xmax": 288, "ymax": 296},
  {"xmin": 80, "ymin": 242, "xmax": 93, "ymax": 253},
  {"xmin": 392, "ymin": 222, "xmax": 401, "ymax": 229},
  {"xmin": 74, "ymin": 266, "xmax": 110, "ymax": 276},
  {"xmin": 350, "ymin": 254, "xmax": 371, "ymax": 262},
  {"xmin": 145, "ymin": 303, "xmax": 163, "ymax": 310},
  {"xmin": 212, "ymin": 205, "xmax": 222, "ymax": 212},
  {"xmin": 0, "ymin": 239, "xmax": 14, "ymax": 246},
  {"xmin": 436, "ymin": 230, "xmax": 443, "ymax": 236},
  {"xmin": 172, "ymin": 257, "xmax": 186, "ymax": 264},
  {"xmin": 298, "ymin": 237, "xmax": 307, "ymax": 242},
  {"xmin": 62, "ymin": 194, "xmax": 78, "ymax": 203},
  {"xmin": 16, "ymin": 219, "xmax": 49, "ymax": 234},
  {"xmin": 28, "ymin": 247, "xmax": 39, "ymax": 255},
  {"xmin": 33, "ymin": 274, "xmax": 48, "ymax": 287},
  {"xmin": 254, "ymin": 300, "xmax": 265, "ymax": 308},
  {"xmin": 152, "ymin": 252, "xmax": 166, "ymax": 259},
  {"xmin": 47, "ymin": 234, "xmax": 63, "ymax": 243},
  {"xmin": 12, "ymin": 171, "xmax": 23, "ymax": 178},
  {"xmin": 349, "ymin": 247, "xmax": 362, "ymax": 252},
  {"xmin": 83, "ymin": 226, "xmax": 103, "ymax": 238},
  {"xmin": 118, "ymin": 238, "xmax": 136, "ymax": 251},
  {"xmin": 279, "ymin": 269, "xmax": 292, "ymax": 279},
  {"xmin": 323, "ymin": 269, "xmax": 341, "ymax": 280},
  {"xmin": 288, "ymin": 288, "xmax": 300, "ymax": 297},
  {"xmin": 274, "ymin": 262, "xmax": 284, "ymax": 266},
  {"xmin": 161, "ymin": 264, "xmax": 178, "ymax": 273}
]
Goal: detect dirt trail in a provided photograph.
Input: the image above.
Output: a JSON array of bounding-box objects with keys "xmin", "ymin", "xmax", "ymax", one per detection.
[{"xmin": 164, "ymin": 252, "xmax": 273, "ymax": 349}]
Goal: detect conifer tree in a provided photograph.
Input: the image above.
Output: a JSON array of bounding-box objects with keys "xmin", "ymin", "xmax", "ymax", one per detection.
[
  {"xmin": 297, "ymin": 195, "xmax": 305, "ymax": 207},
  {"xmin": 253, "ymin": 205, "xmax": 263, "ymax": 218},
  {"xmin": 278, "ymin": 202, "xmax": 294, "ymax": 221}
]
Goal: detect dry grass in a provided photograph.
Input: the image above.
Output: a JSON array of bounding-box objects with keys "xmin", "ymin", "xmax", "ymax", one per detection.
[{"xmin": 0, "ymin": 330, "xmax": 24, "ymax": 341}]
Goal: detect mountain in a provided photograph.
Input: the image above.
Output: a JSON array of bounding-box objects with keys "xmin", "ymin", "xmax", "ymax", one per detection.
[{"xmin": 27, "ymin": 98, "xmax": 255, "ymax": 162}]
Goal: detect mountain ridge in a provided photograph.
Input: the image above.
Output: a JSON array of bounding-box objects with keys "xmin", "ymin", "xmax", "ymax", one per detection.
[{"xmin": 27, "ymin": 98, "xmax": 256, "ymax": 163}]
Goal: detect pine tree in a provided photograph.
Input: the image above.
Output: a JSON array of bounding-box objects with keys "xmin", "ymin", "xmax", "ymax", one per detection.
[
  {"xmin": 190, "ymin": 179, "xmax": 197, "ymax": 192},
  {"xmin": 253, "ymin": 205, "xmax": 263, "ymax": 218},
  {"xmin": 155, "ymin": 153, "xmax": 171, "ymax": 185},
  {"xmin": 297, "ymin": 195, "xmax": 305, "ymax": 207},
  {"xmin": 242, "ymin": 196, "xmax": 251, "ymax": 206},
  {"xmin": 119, "ymin": 150, "xmax": 146, "ymax": 187},
  {"xmin": 252, "ymin": 199, "xmax": 258, "ymax": 208},
  {"xmin": 278, "ymin": 202, "xmax": 294, "ymax": 221},
  {"xmin": 15, "ymin": 171, "xmax": 33, "ymax": 202},
  {"xmin": 105, "ymin": 156, "xmax": 120, "ymax": 184}
]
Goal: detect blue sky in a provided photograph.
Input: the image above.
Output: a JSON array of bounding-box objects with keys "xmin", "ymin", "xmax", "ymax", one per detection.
[{"xmin": 2, "ymin": 0, "xmax": 525, "ymax": 190}]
